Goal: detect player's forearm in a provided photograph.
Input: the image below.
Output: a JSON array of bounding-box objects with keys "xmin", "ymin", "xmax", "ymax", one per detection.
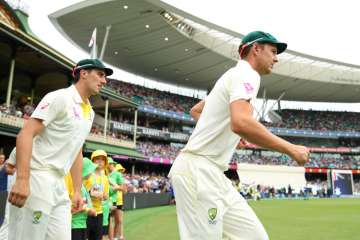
[
  {"xmin": 15, "ymin": 131, "xmax": 33, "ymax": 180},
  {"xmin": 232, "ymin": 117, "xmax": 294, "ymax": 155},
  {"xmin": 190, "ymin": 106, "xmax": 202, "ymax": 121},
  {"xmin": 190, "ymin": 111, "xmax": 201, "ymax": 121},
  {"xmin": 70, "ymin": 151, "xmax": 83, "ymax": 194},
  {"xmin": 190, "ymin": 100, "xmax": 205, "ymax": 122}
]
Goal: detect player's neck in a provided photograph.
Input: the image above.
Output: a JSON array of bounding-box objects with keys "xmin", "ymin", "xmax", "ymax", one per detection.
[
  {"xmin": 243, "ymin": 56, "xmax": 264, "ymax": 75},
  {"xmin": 245, "ymin": 59, "xmax": 260, "ymax": 75},
  {"xmin": 74, "ymin": 82, "xmax": 90, "ymax": 104}
]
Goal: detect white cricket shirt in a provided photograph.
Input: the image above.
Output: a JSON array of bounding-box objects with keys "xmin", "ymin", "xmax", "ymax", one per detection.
[
  {"xmin": 30, "ymin": 85, "xmax": 94, "ymax": 176},
  {"xmin": 182, "ymin": 60, "xmax": 260, "ymax": 170}
]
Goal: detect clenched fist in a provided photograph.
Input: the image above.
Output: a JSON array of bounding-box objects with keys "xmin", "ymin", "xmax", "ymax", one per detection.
[
  {"xmin": 8, "ymin": 178, "xmax": 30, "ymax": 208},
  {"xmin": 288, "ymin": 145, "xmax": 310, "ymax": 166}
]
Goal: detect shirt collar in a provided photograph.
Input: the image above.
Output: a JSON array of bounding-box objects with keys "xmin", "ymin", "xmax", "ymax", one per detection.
[
  {"xmin": 237, "ymin": 60, "xmax": 260, "ymax": 78},
  {"xmin": 69, "ymin": 85, "xmax": 84, "ymax": 104}
]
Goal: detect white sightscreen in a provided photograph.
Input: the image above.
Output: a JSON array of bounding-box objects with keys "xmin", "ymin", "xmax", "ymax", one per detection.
[{"xmin": 237, "ymin": 164, "xmax": 306, "ymax": 192}]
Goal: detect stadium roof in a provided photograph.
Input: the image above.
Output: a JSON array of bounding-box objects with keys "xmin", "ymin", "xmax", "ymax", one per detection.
[{"xmin": 50, "ymin": 0, "xmax": 360, "ymax": 102}]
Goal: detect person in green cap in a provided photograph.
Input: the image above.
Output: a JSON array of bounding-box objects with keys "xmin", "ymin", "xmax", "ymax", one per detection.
[
  {"xmin": 169, "ymin": 31, "xmax": 310, "ymax": 240},
  {"xmin": 8, "ymin": 58, "xmax": 112, "ymax": 240},
  {"xmin": 65, "ymin": 157, "xmax": 97, "ymax": 240},
  {"xmin": 107, "ymin": 158, "xmax": 125, "ymax": 240},
  {"xmin": 101, "ymin": 158, "xmax": 115, "ymax": 240},
  {"xmin": 85, "ymin": 150, "xmax": 110, "ymax": 240},
  {"xmin": 102, "ymin": 189, "xmax": 112, "ymax": 240}
]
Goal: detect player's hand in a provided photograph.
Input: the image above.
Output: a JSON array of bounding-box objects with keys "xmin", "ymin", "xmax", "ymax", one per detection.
[
  {"xmin": 90, "ymin": 189, "xmax": 103, "ymax": 199},
  {"xmin": 8, "ymin": 178, "xmax": 30, "ymax": 208},
  {"xmin": 236, "ymin": 139, "xmax": 248, "ymax": 149},
  {"xmin": 72, "ymin": 191, "xmax": 84, "ymax": 213},
  {"xmin": 102, "ymin": 193, "xmax": 108, "ymax": 200},
  {"xmin": 71, "ymin": 206, "xmax": 83, "ymax": 214},
  {"xmin": 5, "ymin": 163, "xmax": 16, "ymax": 175},
  {"xmin": 288, "ymin": 145, "xmax": 309, "ymax": 166},
  {"xmin": 87, "ymin": 208, "xmax": 97, "ymax": 216}
]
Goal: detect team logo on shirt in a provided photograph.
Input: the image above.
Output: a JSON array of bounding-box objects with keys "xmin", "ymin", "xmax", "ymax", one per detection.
[
  {"xmin": 208, "ymin": 208, "xmax": 217, "ymax": 225},
  {"xmin": 243, "ymin": 83, "xmax": 254, "ymax": 94},
  {"xmin": 40, "ymin": 103, "xmax": 50, "ymax": 110},
  {"xmin": 72, "ymin": 107, "xmax": 81, "ymax": 120},
  {"xmin": 32, "ymin": 211, "xmax": 42, "ymax": 224}
]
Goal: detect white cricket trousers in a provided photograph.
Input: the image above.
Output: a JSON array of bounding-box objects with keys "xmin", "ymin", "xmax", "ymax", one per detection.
[
  {"xmin": 8, "ymin": 170, "xmax": 71, "ymax": 240},
  {"xmin": 169, "ymin": 152, "xmax": 269, "ymax": 240}
]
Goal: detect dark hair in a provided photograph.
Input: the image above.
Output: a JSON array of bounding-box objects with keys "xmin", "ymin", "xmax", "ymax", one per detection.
[
  {"xmin": 238, "ymin": 44, "xmax": 251, "ymax": 59},
  {"xmin": 73, "ymin": 68, "xmax": 91, "ymax": 83},
  {"xmin": 238, "ymin": 42, "xmax": 265, "ymax": 59}
]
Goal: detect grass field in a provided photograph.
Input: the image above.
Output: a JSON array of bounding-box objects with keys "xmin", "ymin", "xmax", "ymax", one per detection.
[{"xmin": 124, "ymin": 198, "xmax": 360, "ymax": 240}]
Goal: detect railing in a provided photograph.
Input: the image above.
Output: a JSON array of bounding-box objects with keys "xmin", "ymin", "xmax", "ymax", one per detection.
[
  {"xmin": 0, "ymin": 113, "xmax": 25, "ymax": 128},
  {"xmin": 138, "ymin": 105, "xmax": 194, "ymax": 122},
  {"xmin": 268, "ymin": 127, "xmax": 360, "ymax": 139},
  {"xmin": 86, "ymin": 133, "xmax": 135, "ymax": 148},
  {"xmin": 0, "ymin": 112, "xmax": 135, "ymax": 149},
  {"xmin": 112, "ymin": 121, "xmax": 189, "ymax": 141}
]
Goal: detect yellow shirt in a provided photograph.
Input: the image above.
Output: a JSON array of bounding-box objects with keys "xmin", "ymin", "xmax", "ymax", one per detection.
[
  {"xmin": 64, "ymin": 173, "xmax": 74, "ymax": 198},
  {"xmin": 116, "ymin": 191, "xmax": 123, "ymax": 206},
  {"xmin": 80, "ymin": 102, "xmax": 91, "ymax": 119},
  {"xmin": 84, "ymin": 173, "xmax": 109, "ymax": 214}
]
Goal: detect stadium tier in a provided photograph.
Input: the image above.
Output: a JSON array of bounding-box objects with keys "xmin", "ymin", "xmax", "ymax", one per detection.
[
  {"xmin": 1, "ymin": 0, "xmax": 360, "ymax": 203},
  {"xmin": 1, "ymin": 2, "xmax": 360, "ymax": 240},
  {"xmin": 263, "ymin": 109, "xmax": 360, "ymax": 132},
  {"xmin": 2, "ymin": 78, "xmax": 360, "ymax": 170}
]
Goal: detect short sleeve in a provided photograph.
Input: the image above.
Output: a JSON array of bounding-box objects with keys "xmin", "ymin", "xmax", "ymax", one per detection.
[
  {"xmin": 31, "ymin": 92, "xmax": 65, "ymax": 126},
  {"xmin": 118, "ymin": 173, "xmax": 124, "ymax": 184},
  {"xmin": 227, "ymin": 71, "xmax": 260, "ymax": 103},
  {"xmin": 104, "ymin": 176, "xmax": 110, "ymax": 195},
  {"xmin": 84, "ymin": 176, "xmax": 93, "ymax": 191},
  {"xmin": 7, "ymin": 147, "xmax": 16, "ymax": 166}
]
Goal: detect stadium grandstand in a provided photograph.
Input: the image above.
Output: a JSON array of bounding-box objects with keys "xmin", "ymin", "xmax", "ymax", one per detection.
[
  {"xmin": 1, "ymin": 0, "xmax": 360, "ymax": 239},
  {"xmin": 48, "ymin": 0, "xmax": 360, "ymax": 196},
  {"xmin": 0, "ymin": 0, "xmax": 359, "ymax": 200}
]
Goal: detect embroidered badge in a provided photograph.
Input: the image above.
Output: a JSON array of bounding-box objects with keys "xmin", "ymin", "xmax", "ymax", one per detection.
[
  {"xmin": 243, "ymin": 83, "xmax": 254, "ymax": 94},
  {"xmin": 40, "ymin": 103, "xmax": 50, "ymax": 110},
  {"xmin": 208, "ymin": 208, "xmax": 217, "ymax": 224},
  {"xmin": 33, "ymin": 211, "xmax": 42, "ymax": 224},
  {"xmin": 72, "ymin": 107, "xmax": 81, "ymax": 120}
]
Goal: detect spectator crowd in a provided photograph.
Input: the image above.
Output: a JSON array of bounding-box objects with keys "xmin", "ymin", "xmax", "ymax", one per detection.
[
  {"xmin": 0, "ymin": 95, "xmax": 34, "ymax": 119},
  {"xmin": 107, "ymin": 79, "xmax": 199, "ymax": 114},
  {"xmin": 123, "ymin": 173, "xmax": 172, "ymax": 194},
  {"xmin": 264, "ymin": 109, "xmax": 360, "ymax": 132},
  {"xmin": 136, "ymin": 141, "xmax": 182, "ymax": 161},
  {"xmin": 231, "ymin": 178, "xmax": 360, "ymax": 200},
  {"xmin": 234, "ymin": 153, "xmax": 360, "ymax": 169}
]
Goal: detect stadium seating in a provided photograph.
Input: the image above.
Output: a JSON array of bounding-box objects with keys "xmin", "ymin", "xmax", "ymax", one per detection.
[{"xmin": 264, "ymin": 109, "xmax": 360, "ymax": 132}]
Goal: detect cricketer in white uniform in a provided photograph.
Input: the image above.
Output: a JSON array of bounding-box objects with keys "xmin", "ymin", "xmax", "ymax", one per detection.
[
  {"xmin": 7, "ymin": 59, "xmax": 113, "ymax": 240},
  {"xmin": 169, "ymin": 31, "xmax": 309, "ymax": 240},
  {"xmin": 0, "ymin": 147, "xmax": 16, "ymax": 240}
]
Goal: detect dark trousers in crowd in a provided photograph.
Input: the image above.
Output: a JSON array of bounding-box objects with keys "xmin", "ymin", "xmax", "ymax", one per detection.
[
  {"xmin": 72, "ymin": 228, "xmax": 87, "ymax": 240},
  {"xmin": 87, "ymin": 214, "xmax": 103, "ymax": 240}
]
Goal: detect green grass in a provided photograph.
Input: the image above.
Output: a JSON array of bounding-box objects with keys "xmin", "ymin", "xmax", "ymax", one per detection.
[{"xmin": 124, "ymin": 198, "xmax": 360, "ymax": 240}]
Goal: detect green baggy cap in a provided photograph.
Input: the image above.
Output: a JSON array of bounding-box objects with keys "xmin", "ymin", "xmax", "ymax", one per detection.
[
  {"xmin": 73, "ymin": 58, "xmax": 113, "ymax": 76},
  {"xmin": 82, "ymin": 157, "xmax": 98, "ymax": 177},
  {"xmin": 108, "ymin": 157, "xmax": 116, "ymax": 165},
  {"xmin": 239, "ymin": 31, "xmax": 287, "ymax": 55}
]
